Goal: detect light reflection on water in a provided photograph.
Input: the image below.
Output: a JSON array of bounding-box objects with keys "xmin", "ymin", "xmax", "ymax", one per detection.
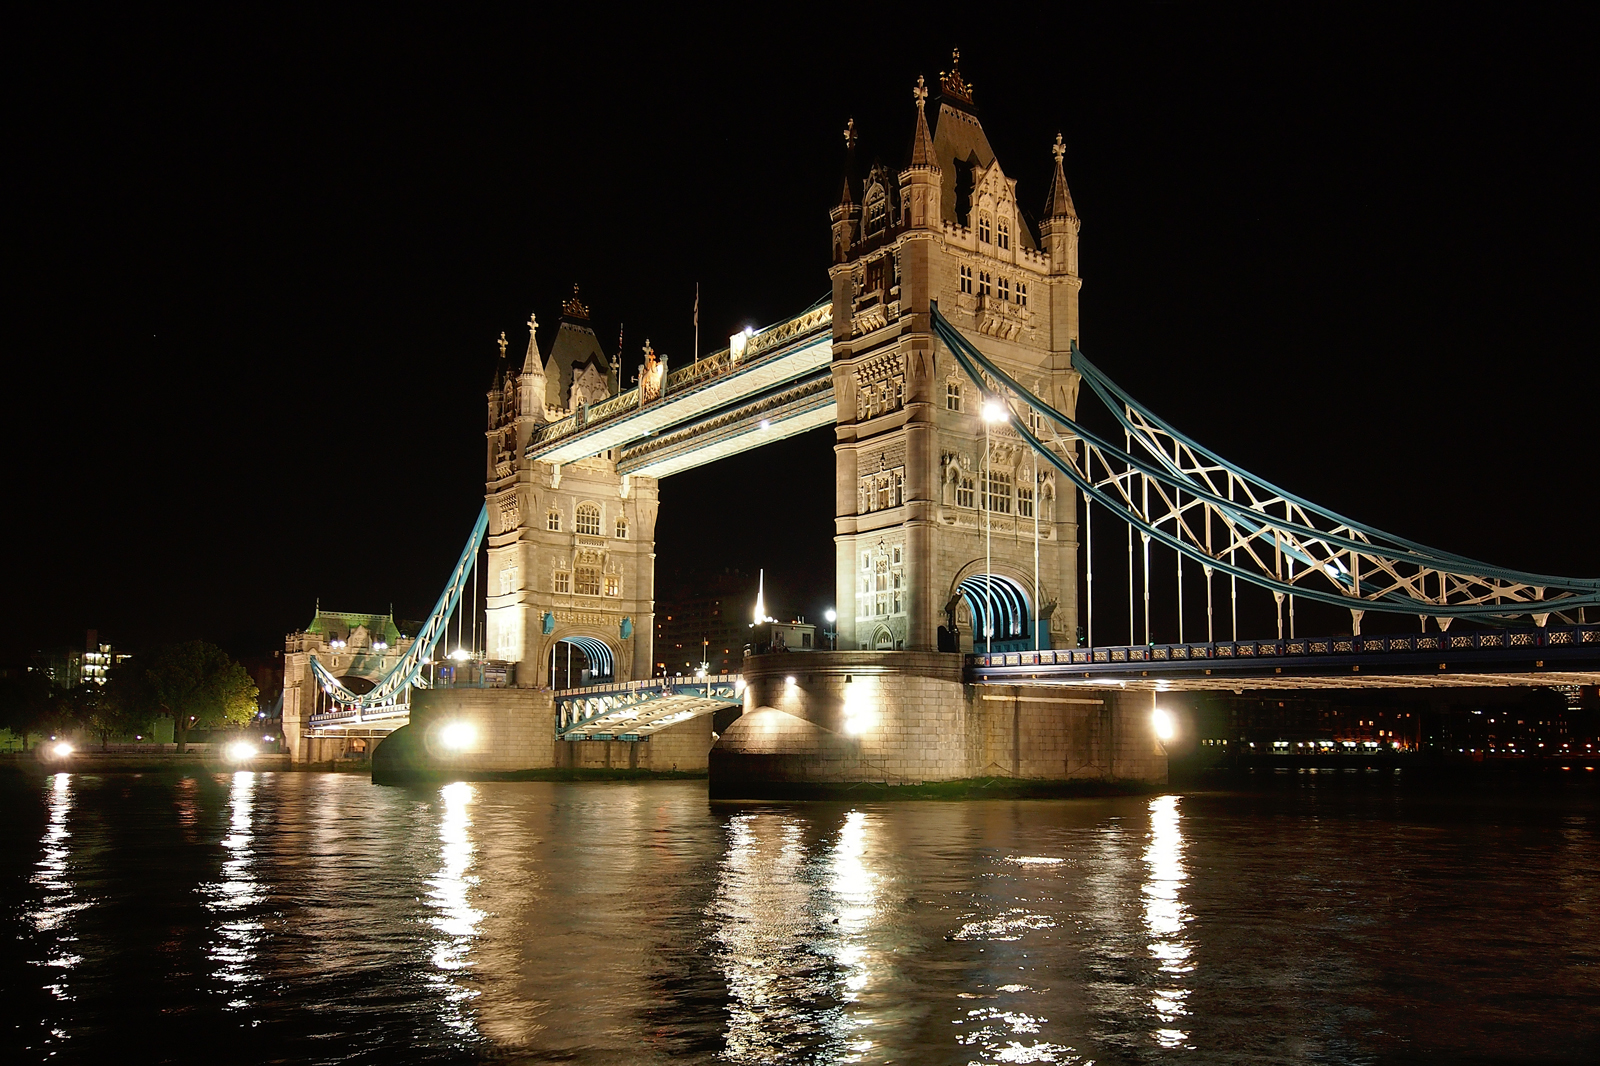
[
  {"xmin": 6, "ymin": 776, "xmax": 1598, "ymax": 1064},
  {"xmin": 425, "ymin": 780, "xmax": 483, "ymax": 1036},
  {"xmin": 203, "ymin": 770, "xmax": 264, "ymax": 1008}
]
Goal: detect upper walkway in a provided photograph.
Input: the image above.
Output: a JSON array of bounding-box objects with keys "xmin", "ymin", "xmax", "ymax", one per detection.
[
  {"xmin": 526, "ymin": 302, "xmax": 834, "ymax": 478},
  {"xmin": 556, "ymin": 674, "xmax": 742, "ymax": 740},
  {"xmin": 965, "ymin": 623, "xmax": 1600, "ymax": 691}
]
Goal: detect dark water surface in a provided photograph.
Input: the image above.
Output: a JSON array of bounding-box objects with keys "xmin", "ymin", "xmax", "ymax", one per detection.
[{"xmin": 3, "ymin": 770, "xmax": 1597, "ymax": 1064}]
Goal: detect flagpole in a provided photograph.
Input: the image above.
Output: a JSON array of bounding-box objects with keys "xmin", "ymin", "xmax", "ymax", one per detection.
[{"xmin": 694, "ymin": 282, "xmax": 700, "ymax": 362}]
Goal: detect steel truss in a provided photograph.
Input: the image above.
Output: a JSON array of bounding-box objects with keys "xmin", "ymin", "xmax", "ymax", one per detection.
[
  {"xmin": 308, "ymin": 504, "xmax": 487, "ymax": 710},
  {"xmin": 931, "ymin": 307, "xmax": 1599, "ymax": 631}
]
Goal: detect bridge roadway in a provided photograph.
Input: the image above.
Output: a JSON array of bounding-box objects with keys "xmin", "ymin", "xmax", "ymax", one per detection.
[
  {"xmin": 526, "ymin": 302, "xmax": 834, "ymax": 478},
  {"xmin": 966, "ymin": 623, "xmax": 1600, "ymax": 691}
]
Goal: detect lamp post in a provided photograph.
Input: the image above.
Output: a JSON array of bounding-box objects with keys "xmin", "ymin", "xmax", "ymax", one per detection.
[
  {"xmin": 824, "ymin": 608, "xmax": 837, "ymax": 651},
  {"xmin": 982, "ymin": 397, "xmax": 1007, "ymax": 657}
]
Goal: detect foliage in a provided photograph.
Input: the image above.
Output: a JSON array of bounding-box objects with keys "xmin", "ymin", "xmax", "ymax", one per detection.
[
  {"xmin": 65, "ymin": 678, "xmax": 155, "ymax": 747},
  {"xmin": 113, "ymin": 641, "xmax": 258, "ymax": 751},
  {"xmin": 0, "ymin": 670, "xmax": 55, "ymax": 743}
]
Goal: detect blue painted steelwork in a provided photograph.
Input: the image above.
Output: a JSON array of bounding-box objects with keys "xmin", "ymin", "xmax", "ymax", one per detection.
[
  {"xmin": 965, "ymin": 624, "xmax": 1600, "ymax": 685},
  {"xmin": 556, "ymin": 674, "xmax": 741, "ymax": 738},
  {"xmin": 555, "ymin": 636, "xmax": 615, "ymax": 681},
  {"xmin": 931, "ymin": 306, "xmax": 1600, "ymax": 624},
  {"xmin": 955, "ymin": 574, "xmax": 1034, "ymax": 645},
  {"xmin": 308, "ymin": 505, "xmax": 487, "ymax": 711}
]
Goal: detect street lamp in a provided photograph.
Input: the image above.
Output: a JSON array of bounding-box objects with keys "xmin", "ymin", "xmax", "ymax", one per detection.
[
  {"xmin": 982, "ymin": 397, "xmax": 1008, "ymax": 657},
  {"xmin": 824, "ymin": 608, "xmax": 837, "ymax": 650}
]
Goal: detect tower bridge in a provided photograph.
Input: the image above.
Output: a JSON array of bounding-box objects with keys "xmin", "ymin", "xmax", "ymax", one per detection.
[{"xmin": 280, "ymin": 55, "xmax": 1598, "ymax": 790}]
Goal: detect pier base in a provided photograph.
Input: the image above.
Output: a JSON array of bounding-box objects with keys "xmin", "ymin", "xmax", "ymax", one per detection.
[{"xmin": 709, "ymin": 652, "xmax": 1166, "ymax": 799}]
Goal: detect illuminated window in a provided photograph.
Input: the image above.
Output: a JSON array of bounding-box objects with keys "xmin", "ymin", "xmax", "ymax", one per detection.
[
  {"xmin": 547, "ymin": 509, "xmax": 561, "ymax": 532},
  {"xmin": 554, "ymin": 570, "xmax": 571, "ymax": 593},
  {"xmin": 946, "ymin": 381, "xmax": 963, "ymax": 411},
  {"xmin": 983, "ymin": 469, "xmax": 1013, "ymax": 514},
  {"xmin": 997, "ymin": 219, "xmax": 1010, "ymax": 250},
  {"xmin": 956, "ymin": 473, "xmax": 975, "ymax": 509},
  {"xmin": 575, "ymin": 503, "xmax": 601, "ymax": 536},
  {"xmin": 978, "ymin": 213, "xmax": 991, "ymax": 244},
  {"xmin": 891, "ymin": 569, "xmax": 903, "ymax": 614},
  {"xmin": 604, "ymin": 574, "xmax": 620, "ymax": 597},
  {"xmin": 615, "ymin": 515, "xmax": 628, "ymax": 538},
  {"xmin": 575, "ymin": 566, "xmax": 601, "ymax": 596},
  {"xmin": 959, "ymin": 265, "xmax": 973, "ymax": 294},
  {"xmin": 1016, "ymin": 281, "xmax": 1027, "ymax": 307}
]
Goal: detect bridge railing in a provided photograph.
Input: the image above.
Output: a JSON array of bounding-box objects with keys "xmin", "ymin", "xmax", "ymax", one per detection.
[{"xmin": 966, "ymin": 624, "xmax": 1600, "ymax": 670}]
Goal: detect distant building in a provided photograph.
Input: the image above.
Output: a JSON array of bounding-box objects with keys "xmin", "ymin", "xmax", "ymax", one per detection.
[
  {"xmin": 655, "ymin": 595, "xmax": 747, "ymax": 676},
  {"xmin": 31, "ymin": 630, "xmax": 132, "ymax": 689}
]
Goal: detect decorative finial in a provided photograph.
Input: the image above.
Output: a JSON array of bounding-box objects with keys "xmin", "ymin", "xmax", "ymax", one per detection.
[
  {"xmin": 844, "ymin": 117, "xmax": 857, "ymax": 149},
  {"xmin": 562, "ymin": 284, "xmax": 589, "ymax": 320},
  {"xmin": 1052, "ymin": 133, "xmax": 1066, "ymax": 165},
  {"xmin": 913, "ymin": 75, "xmax": 928, "ymax": 110},
  {"xmin": 497, "ymin": 331, "xmax": 507, "ymax": 358},
  {"xmin": 939, "ymin": 49, "xmax": 973, "ymax": 104},
  {"xmin": 527, "ymin": 311, "xmax": 538, "ymax": 334}
]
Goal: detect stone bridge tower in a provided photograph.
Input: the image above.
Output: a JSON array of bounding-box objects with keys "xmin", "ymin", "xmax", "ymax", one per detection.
[
  {"xmin": 831, "ymin": 56, "xmax": 1083, "ymax": 654},
  {"xmin": 482, "ymin": 289, "xmax": 659, "ymax": 687}
]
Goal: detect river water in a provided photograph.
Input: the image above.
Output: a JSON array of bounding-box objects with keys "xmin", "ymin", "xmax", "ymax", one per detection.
[{"xmin": 3, "ymin": 770, "xmax": 1596, "ymax": 1064}]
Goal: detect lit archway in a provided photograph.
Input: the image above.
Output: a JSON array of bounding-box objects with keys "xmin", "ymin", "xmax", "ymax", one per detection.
[
  {"xmin": 550, "ymin": 636, "xmax": 615, "ymax": 689},
  {"xmin": 954, "ymin": 574, "xmax": 1033, "ymax": 647}
]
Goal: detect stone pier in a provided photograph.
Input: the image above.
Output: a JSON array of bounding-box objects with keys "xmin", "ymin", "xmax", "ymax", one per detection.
[{"xmin": 709, "ymin": 651, "xmax": 1166, "ymax": 798}]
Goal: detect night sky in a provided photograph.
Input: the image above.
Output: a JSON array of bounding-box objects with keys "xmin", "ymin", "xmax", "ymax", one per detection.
[{"xmin": 8, "ymin": 8, "xmax": 1597, "ymax": 661}]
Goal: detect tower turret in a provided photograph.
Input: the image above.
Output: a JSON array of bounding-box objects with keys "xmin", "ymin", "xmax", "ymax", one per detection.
[
  {"xmin": 899, "ymin": 77, "xmax": 942, "ymax": 230},
  {"xmin": 1038, "ymin": 134, "xmax": 1083, "ymax": 345},
  {"xmin": 830, "ymin": 119, "xmax": 861, "ymax": 263}
]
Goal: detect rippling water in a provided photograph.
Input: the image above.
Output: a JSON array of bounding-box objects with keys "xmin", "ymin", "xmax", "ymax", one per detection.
[{"xmin": 3, "ymin": 770, "xmax": 1596, "ymax": 1064}]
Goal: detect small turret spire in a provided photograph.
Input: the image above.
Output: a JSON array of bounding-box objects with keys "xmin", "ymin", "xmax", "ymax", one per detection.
[
  {"xmin": 1045, "ymin": 133, "xmax": 1077, "ymax": 219},
  {"xmin": 909, "ymin": 75, "xmax": 935, "ymax": 167},
  {"xmin": 522, "ymin": 312, "xmax": 542, "ymax": 374},
  {"xmin": 838, "ymin": 118, "xmax": 858, "ymax": 207}
]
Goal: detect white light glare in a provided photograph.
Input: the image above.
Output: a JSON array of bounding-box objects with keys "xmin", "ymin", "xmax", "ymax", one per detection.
[
  {"xmin": 1151, "ymin": 707, "xmax": 1176, "ymax": 741},
  {"xmin": 226, "ymin": 741, "xmax": 257, "ymax": 762},
  {"xmin": 449, "ymin": 648, "xmax": 470, "ymax": 661},
  {"xmin": 52, "ymin": 741, "xmax": 74, "ymax": 758},
  {"xmin": 784, "ymin": 675, "xmax": 797, "ymax": 686},
  {"xmin": 824, "ymin": 608, "xmax": 837, "ymax": 623},
  {"xmin": 440, "ymin": 721, "xmax": 476, "ymax": 750},
  {"xmin": 982, "ymin": 398, "xmax": 1008, "ymax": 423}
]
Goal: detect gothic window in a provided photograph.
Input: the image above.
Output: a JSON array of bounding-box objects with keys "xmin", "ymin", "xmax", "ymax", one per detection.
[
  {"xmin": 1016, "ymin": 281, "xmax": 1027, "ymax": 307},
  {"xmin": 865, "ymin": 255, "xmax": 887, "ymax": 294},
  {"xmin": 866, "ymin": 196, "xmax": 887, "ymax": 236},
  {"xmin": 615, "ymin": 515, "xmax": 628, "ymax": 539},
  {"xmin": 891, "ymin": 569, "xmax": 903, "ymax": 614},
  {"xmin": 978, "ymin": 213, "xmax": 992, "ymax": 244},
  {"xmin": 499, "ymin": 565, "xmax": 518, "ymax": 595},
  {"xmin": 984, "ymin": 469, "xmax": 1013, "ymax": 514},
  {"xmin": 874, "ymin": 557, "xmax": 890, "ymax": 617},
  {"xmin": 604, "ymin": 574, "xmax": 620, "ymax": 597},
  {"xmin": 979, "ymin": 271, "xmax": 992, "ymax": 297},
  {"xmin": 575, "ymin": 565, "xmax": 602, "ymax": 596},
  {"xmin": 894, "ymin": 377, "xmax": 904, "ymax": 408},
  {"xmin": 946, "ymin": 381, "xmax": 963, "ymax": 411},
  {"xmin": 1018, "ymin": 482, "xmax": 1035, "ymax": 518},
  {"xmin": 1026, "ymin": 407, "xmax": 1043, "ymax": 434},
  {"xmin": 956, "ymin": 473, "xmax": 976, "ymax": 509},
  {"xmin": 554, "ymin": 570, "xmax": 571, "ymax": 594},
  {"xmin": 547, "ymin": 509, "xmax": 561, "ymax": 532},
  {"xmin": 892, "ymin": 545, "xmax": 902, "ymax": 565},
  {"xmin": 575, "ymin": 503, "xmax": 601, "ymax": 536},
  {"xmin": 998, "ymin": 277, "xmax": 1010, "ymax": 302},
  {"xmin": 959, "ymin": 265, "xmax": 973, "ymax": 294},
  {"xmin": 997, "ymin": 219, "xmax": 1010, "ymax": 250}
]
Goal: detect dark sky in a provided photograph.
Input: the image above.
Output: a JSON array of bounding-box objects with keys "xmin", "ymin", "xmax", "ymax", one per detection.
[{"xmin": 8, "ymin": 6, "xmax": 1597, "ymax": 660}]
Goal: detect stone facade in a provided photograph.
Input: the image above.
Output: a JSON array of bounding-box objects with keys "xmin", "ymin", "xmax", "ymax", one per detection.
[
  {"xmin": 482, "ymin": 293, "xmax": 659, "ymax": 687},
  {"xmin": 281, "ymin": 609, "xmax": 414, "ymax": 763},
  {"xmin": 830, "ymin": 61, "xmax": 1083, "ymax": 656},
  {"xmin": 710, "ymin": 651, "xmax": 1165, "ymax": 796}
]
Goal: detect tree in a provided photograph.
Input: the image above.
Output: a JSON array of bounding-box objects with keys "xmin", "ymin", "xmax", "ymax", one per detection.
[
  {"xmin": 119, "ymin": 641, "xmax": 258, "ymax": 752},
  {"xmin": 0, "ymin": 670, "xmax": 55, "ymax": 748},
  {"xmin": 66, "ymin": 678, "xmax": 154, "ymax": 749}
]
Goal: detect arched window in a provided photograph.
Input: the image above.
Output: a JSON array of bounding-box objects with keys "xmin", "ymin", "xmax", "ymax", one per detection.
[
  {"xmin": 575, "ymin": 503, "xmax": 601, "ymax": 536},
  {"xmin": 997, "ymin": 219, "xmax": 1010, "ymax": 250},
  {"xmin": 978, "ymin": 213, "xmax": 992, "ymax": 244},
  {"xmin": 575, "ymin": 564, "xmax": 601, "ymax": 596},
  {"xmin": 547, "ymin": 509, "xmax": 561, "ymax": 532},
  {"xmin": 615, "ymin": 515, "xmax": 628, "ymax": 539}
]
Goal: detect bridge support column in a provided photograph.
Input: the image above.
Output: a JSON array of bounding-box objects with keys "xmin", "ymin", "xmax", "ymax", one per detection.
[{"xmin": 709, "ymin": 651, "xmax": 1166, "ymax": 798}]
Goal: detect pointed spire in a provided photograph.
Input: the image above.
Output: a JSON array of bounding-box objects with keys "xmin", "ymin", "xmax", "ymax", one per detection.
[
  {"xmin": 521, "ymin": 312, "xmax": 542, "ymax": 374},
  {"xmin": 838, "ymin": 118, "xmax": 858, "ymax": 206},
  {"xmin": 497, "ymin": 331, "xmax": 508, "ymax": 359},
  {"xmin": 1045, "ymin": 133, "xmax": 1077, "ymax": 219},
  {"xmin": 754, "ymin": 569, "xmax": 766, "ymax": 625},
  {"xmin": 909, "ymin": 75, "xmax": 936, "ymax": 168}
]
